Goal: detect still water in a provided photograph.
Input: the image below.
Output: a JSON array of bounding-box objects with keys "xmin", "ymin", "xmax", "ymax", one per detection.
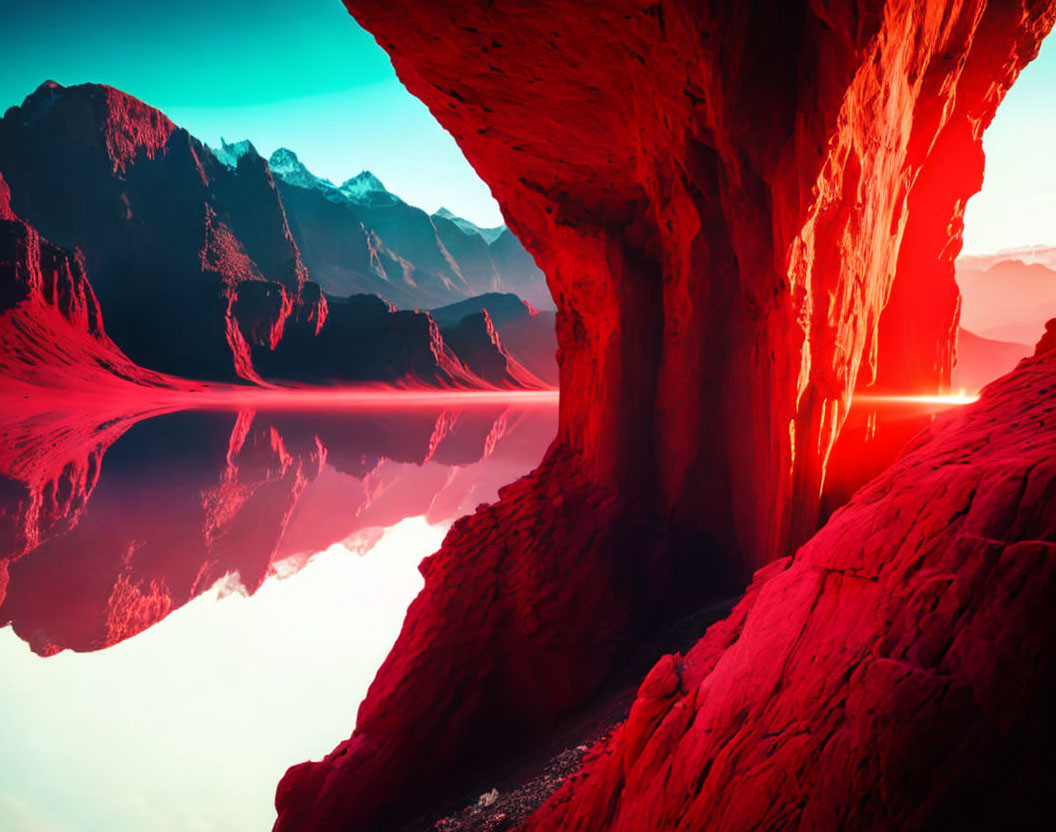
[{"xmin": 0, "ymin": 396, "xmax": 557, "ymax": 831}]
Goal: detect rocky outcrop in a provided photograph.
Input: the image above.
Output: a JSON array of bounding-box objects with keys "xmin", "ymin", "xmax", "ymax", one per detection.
[
  {"xmin": 438, "ymin": 308, "xmax": 547, "ymax": 389},
  {"xmin": 431, "ymin": 293, "xmax": 558, "ymax": 386},
  {"xmin": 1033, "ymin": 317, "xmax": 1056, "ymax": 356},
  {"xmin": 525, "ymin": 348, "xmax": 1056, "ymax": 832},
  {"xmin": 340, "ymin": 0, "xmax": 1055, "ymax": 574},
  {"xmin": 273, "ymin": 1, "xmax": 1056, "ymax": 829},
  {"xmin": 250, "ymin": 292, "xmax": 488, "ymax": 388},
  {"xmin": 0, "ymin": 169, "xmax": 176, "ymax": 393}
]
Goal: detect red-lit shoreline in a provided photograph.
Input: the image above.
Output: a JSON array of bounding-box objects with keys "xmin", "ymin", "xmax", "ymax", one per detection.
[{"xmin": 0, "ymin": 383, "xmax": 559, "ymax": 418}]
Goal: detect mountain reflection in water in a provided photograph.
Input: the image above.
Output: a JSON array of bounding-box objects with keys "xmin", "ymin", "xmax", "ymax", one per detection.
[{"xmin": 0, "ymin": 395, "xmax": 556, "ymax": 831}]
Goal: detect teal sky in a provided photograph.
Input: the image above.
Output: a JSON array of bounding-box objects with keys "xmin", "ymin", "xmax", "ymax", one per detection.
[
  {"xmin": 0, "ymin": 0, "xmax": 505, "ymax": 227},
  {"xmin": 2, "ymin": 1, "xmax": 1054, "ymax": 246}
]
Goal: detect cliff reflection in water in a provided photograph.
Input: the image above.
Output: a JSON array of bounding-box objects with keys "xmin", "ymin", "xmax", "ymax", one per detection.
[
  {"xmin": 0, "ymin": 398, "xmax": 557, "ymax": 655},
  {"xmin": 0, "ymin": 395, "xmax": 556, "ymax": 830}
]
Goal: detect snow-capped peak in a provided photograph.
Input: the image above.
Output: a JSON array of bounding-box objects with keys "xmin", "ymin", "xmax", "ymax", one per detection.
[
  {"xmin": 211, "ymin": 138, "xmax": 258, "ymax": 170},
  {"xmin": 433, "ymin": 206, "xmax": 506, "ymax": 243},
  {"xmin": 336, "ymin": 170, "xmax": 401, "ymax": 206},
  {"xmin": 340, "ymin": 170, "xmax": 387, "ymax": 196},
  {"xmin": 268, "ymin": 147, "xmax": 336, "ymax": 190}
]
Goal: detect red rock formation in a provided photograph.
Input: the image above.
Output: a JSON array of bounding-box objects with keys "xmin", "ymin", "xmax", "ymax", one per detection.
[
  {"xmin": 431, "ymin": 293, "xmax": 559, "ymax": 386},
  {"xmin": 525, "ymin": 348, "xmax": 1056, "ymax": 832},
  {"xmin": 0, "ymin": 82, "xmax": 323, "ymax": 382},
  {"xmin": 274, "ymin": 2, "xmax": 1056, "ymax": 829},
  {"xmin": 343, "ymin": 0, "xmax": 1055, "ymax": 572}
]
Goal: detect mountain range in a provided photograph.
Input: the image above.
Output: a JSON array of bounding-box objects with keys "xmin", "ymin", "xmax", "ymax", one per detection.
[
  {"xmin": 266, "ymin": 145, "xmax": 552, "ymax": 311},
  {"xmin": 0, "ymin": 81, "xmax": 556, "ymax": 389},
  {"xmin": 956, "ymin": 251, "xmax": 1056, "ymax": 344}
]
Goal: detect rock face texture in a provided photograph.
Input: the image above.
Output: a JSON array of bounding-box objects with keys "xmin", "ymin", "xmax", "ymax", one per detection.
[
  {"xmin": 0, "ymin": 83, "xmax": 546, "ymax": 389},
  {"xmin": 273, "ymin": 1, "xmax": 1056, "ymax": 829},
  {"xmin": 341, "ymin": 0, "xmax": 1055, "ymax": 573},
  {"xmin": 525, "ymin": 347, "xmax": 1056, "ymax": 832}
]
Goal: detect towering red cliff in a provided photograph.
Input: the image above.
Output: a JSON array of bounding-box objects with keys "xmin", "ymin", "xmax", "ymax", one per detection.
[
  {"xmin": 274, "ymin": 1, "xmax": 1056, "ymax": 830},
  {"xmin": 342, "ymin": 0, "xmax": 1054, "ymax": 571}
]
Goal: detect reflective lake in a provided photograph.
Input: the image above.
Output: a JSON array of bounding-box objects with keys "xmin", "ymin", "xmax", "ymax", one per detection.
[{"xmin": 0, "ymin": 395, "xmax": 557, "ymax": 831}]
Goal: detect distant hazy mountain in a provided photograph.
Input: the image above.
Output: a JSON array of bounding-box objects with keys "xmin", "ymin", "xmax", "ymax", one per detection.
[
  {"xmin": 433, "ymin": 207, "xmax": 505, "ymax": 243},
  {"xmin": 268, "ymin": 147, "xmax": 553, "ymax": 311},
  {"xmin": 952, "ymin": 327, "xmax": 1031, "ymax": 393},
  {"xmin": 955, "ymin": 253, "xmax": 1056, "ymax": 344},
  {"xmin": 959, "ymin": 245, "xmax": 1056, "ymax": 272}
]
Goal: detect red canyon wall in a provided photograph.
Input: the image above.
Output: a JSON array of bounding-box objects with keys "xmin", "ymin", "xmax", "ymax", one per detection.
[
  {"xmin": 343, "ymin": 0, "xmax": 1055, "ymax": 570},
  {"xmin": 274, "ymin": 2, "xmax": 1056, "ymax": 829}
]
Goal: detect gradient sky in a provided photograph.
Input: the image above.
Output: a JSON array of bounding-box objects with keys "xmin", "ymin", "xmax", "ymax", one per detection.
[
  {"xmin": 2, "ymin": 1, "xmax": 1054, "ymax": 246},
  {"xmin": 962, "ymin": 26, "xmax": 1056, "ymax": 254},
  {"xmin": 1, "ymin": 0, "xmax": 505, "ymax": 227}
]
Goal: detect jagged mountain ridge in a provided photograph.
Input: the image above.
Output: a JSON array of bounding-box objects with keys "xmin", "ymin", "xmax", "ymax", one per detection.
[{"xmin": 267, "ymin": 146, "xmax": 554, "ymax": 310}]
